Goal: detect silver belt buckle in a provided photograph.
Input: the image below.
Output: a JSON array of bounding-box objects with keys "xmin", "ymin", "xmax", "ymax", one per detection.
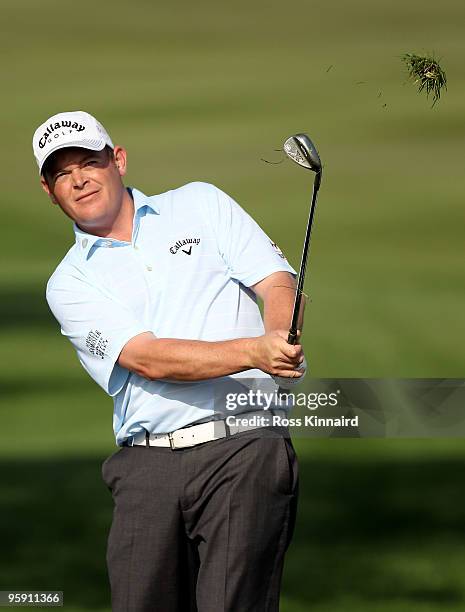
[{"xmin": 168, "ymin": 431, "xmax": 176, "ymax": 450}]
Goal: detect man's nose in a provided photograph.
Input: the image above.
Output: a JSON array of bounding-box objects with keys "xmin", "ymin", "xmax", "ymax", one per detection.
[{"xmin": 71, "ymin": 168, "xmax": 88, "ymax": 188}]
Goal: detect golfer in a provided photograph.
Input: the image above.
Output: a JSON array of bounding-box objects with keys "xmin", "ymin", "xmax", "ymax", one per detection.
[{"xmin": 33, "ymin": 111, "xmax": 306, "ymax": 611}]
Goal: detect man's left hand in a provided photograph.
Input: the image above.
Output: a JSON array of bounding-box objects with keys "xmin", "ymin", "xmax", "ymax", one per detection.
[{"xmin": 272, "ymin": 355, "xmax": 307, "ymax": 388}]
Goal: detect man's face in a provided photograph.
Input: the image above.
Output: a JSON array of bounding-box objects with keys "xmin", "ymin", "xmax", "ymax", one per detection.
[{"xmin": 40, "ymin": 146, "xmax": 128, "ymax": 232}]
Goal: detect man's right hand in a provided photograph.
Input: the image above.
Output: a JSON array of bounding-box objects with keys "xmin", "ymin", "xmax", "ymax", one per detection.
[{"xmin": 250, "ymin": 330, "xmax": 305, "ymax": 378}]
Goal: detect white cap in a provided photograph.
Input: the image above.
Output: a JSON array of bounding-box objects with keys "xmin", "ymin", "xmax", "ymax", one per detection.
[{"xmin": 32, "ymin": 110, "xmax": 114, "ymax": 173}]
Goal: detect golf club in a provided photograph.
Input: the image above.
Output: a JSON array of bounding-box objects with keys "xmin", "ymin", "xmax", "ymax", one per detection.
[{"xmin": 283, "ymin": 133, "xmax": 323, "ymax": 346}]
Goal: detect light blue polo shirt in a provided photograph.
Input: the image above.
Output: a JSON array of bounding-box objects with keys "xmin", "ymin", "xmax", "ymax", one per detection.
[{"xmin": 46, "ymin": 182, "xmax": 296, "ymax": 445}]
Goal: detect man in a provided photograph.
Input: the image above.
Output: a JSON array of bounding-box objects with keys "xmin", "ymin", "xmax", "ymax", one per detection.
[{"xmin": 33, "ymin": 110, "xmax": 306, "ymax": 611}]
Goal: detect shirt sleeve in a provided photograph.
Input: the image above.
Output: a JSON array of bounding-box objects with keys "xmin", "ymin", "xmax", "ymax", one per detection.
[
  {"xmin": 198, "ymin": 182, "xmax": 297, "ymax": 286},
  {"xmin": 46, "ymin": 271, "xmax": 151, "ymax": 397}
]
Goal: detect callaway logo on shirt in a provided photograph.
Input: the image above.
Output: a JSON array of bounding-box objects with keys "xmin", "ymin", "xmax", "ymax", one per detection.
[{"xmin": 169, "ymin": 238, "xmax": 201, "ymax": 255}]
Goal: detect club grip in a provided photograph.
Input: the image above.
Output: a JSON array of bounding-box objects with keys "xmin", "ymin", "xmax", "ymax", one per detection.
[{"xmin": 287, "ymin": 330, "xmax": 298, "ymax": 345}]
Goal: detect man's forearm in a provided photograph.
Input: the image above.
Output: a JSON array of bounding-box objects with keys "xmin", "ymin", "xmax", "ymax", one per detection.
[
  {"xmin": 257, "ymin": 273, "xmax": 305, "ymax": 334},
  {"xmin": 263, "ymin": 285, "xmax": 295, "ymax": 333},
  {"xmin": 141, "ymin": 337, "xmax": 256, "ymax": 381},
  {"xmin": 119, "ymin": 329, "xmax": 303, "ymax": 382}
]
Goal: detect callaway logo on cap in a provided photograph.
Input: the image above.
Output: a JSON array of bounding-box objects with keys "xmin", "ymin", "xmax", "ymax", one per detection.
[{"xmin": 32, "ymin": 110, "xmax": 114, "ymax": 173}]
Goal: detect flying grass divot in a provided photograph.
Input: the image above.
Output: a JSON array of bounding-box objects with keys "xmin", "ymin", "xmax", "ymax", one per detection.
[{"xmin": 401, "ymin": 53, "xmax": 447, "ymax": 106}]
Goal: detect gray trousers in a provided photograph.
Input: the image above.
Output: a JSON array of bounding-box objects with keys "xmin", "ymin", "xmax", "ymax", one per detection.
[{"xmin": 101, "ymin": 427, "xmax": 299, "ymax": 611}]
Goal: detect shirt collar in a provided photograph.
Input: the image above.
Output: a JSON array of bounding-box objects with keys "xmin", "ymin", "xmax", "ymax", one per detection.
[
  {"xmin": 73, "ymin": 186, "xmax": 159, "ymax": 259},
  {"xmin": 130, "ymin": 186, "xmax": 160, "ymax": 214}
]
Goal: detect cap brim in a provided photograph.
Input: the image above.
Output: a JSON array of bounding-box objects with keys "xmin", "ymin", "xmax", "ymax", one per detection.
[{"xmin": 39, "ymin": 139, "xmax": 107, "ymax": 174}]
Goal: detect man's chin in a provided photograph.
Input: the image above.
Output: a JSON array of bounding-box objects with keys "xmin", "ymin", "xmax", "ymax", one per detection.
[{"xmin": 75, "ymin": 213, "xmax": 110, "ymax": 235}]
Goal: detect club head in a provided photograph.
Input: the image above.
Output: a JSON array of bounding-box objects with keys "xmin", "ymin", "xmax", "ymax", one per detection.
[{"xmin": 283, "ymin": 134, "xmax": 322, "ymax": 173}]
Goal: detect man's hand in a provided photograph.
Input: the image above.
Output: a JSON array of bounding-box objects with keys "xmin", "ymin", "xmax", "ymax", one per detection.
[
  {"xmin": 272, "ymin": 356, "xmax": 308, "ymax": 388},
  {"xmin": 250, "ymin": 330, "xmax": 305, "ymax": 378}
]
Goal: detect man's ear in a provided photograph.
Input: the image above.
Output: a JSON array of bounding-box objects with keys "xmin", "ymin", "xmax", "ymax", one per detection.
[
  {"xmin": 113, "ymin": 146, "xmax": 127, "ymax": 177},
  {"xmin": 40, "ymin": 175, "xmax": 58, "ymax": 205}
]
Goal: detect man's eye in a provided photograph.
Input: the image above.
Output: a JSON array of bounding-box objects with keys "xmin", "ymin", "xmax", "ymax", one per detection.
[
  {"xmin": 54, "ymin": 173, "xmax": 66, "ymax": 180},
  {"xmin": 84, "ymin": 160, "xmax": 98, "ymax": 166}
]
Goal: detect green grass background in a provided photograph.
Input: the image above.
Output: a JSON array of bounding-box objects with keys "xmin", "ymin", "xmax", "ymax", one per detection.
[{"xmin": 1, "ymin": 0, "xmax": 465, "ymax": 610}]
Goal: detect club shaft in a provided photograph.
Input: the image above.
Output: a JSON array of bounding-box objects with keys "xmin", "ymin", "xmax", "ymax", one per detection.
[{"xmin": 287, "ymin": 171, "xmax": 321, "ymax": 345}]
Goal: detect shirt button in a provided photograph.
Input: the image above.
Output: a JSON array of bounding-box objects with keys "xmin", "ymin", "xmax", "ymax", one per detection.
[
  {"xmin": 82, "ymin": 239, "xmax": 88, "ymax": 248},
  {"xmin": 146, "ymin": 265, "xmax": 153, "ymax": 271},
  {"xmin": 134, "ymin": 245, "xmax": 139, "ymax": 251}
]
